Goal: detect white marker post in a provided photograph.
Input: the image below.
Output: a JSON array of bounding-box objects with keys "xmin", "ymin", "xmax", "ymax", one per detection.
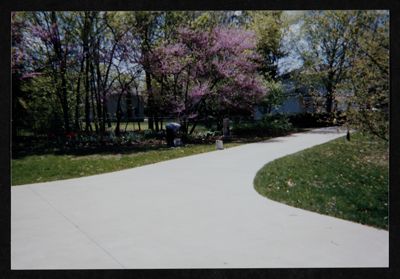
[{"xmin": 216, "ymin": 139, "xmax": 224, "ymax": 150}]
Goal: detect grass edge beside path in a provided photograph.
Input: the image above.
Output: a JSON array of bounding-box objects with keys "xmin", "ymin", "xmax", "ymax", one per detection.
[
  {"xmin": 253, "ymin": 133, "xmax": 388, "ymax": 230},
  {"xmin": 12, "ymin": 142, "xmax": 241, "ymax": 186}
]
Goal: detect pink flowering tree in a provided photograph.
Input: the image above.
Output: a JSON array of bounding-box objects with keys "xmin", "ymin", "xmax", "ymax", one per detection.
[{"xmin": 148, "ymin": 27, "xmax": 267, "ymax": 135}]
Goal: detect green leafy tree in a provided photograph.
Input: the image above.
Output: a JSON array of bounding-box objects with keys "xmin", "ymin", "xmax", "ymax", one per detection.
[
  {"xmin": 346, "ymin": 11, "xmax": 389, "ymax": 141},
  {"xmin": 14, "ymin": 12, "xmax": 81, "ymax": 135},
  {"xmin": 299, "ymin": 11, "xmax": 358, "ymax": 114},
  {"xmin": 260, "ymin": 80, "xmax": 286, "ymax": 114},
  {"xmin": 249, "ymin": 11, "xmax": 287, "ymax": 80},
  {"xmin": 127, "ymin": 12, "xmax": 164, "ymax": 131},
  {"xmin": 11, "ymin": 12, "xmax": 29, "ymax": 137}
]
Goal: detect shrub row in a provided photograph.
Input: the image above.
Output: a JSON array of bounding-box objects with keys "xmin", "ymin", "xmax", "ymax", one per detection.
[
  {"xmin": 231, "ymin": 115, "xmax": 294, "ymax": 137},
  {"xmin": 288, "ymin": 112, "xmax": 346, "ymax": 128}
]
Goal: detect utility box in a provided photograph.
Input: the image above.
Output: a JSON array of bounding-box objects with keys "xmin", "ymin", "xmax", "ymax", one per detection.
[{"xmin": 166, "ymin": 122, "xmax": 181, "ymax": 147}]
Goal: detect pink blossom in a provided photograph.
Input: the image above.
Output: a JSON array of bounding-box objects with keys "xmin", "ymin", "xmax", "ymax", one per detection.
[{"xmin": 146, "ymin": 26, "xmax": 267, "ymax": 123}]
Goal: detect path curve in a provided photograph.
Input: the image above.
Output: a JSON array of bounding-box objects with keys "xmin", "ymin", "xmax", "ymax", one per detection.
[{"xmin": 12, "ymin": 127, "xmax": 388, "ymax": 269}]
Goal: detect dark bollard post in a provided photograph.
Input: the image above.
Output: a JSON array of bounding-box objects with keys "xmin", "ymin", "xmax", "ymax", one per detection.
[{"xmin": 346, "ymin": 130, "xmax": 351, "ymax": 141}]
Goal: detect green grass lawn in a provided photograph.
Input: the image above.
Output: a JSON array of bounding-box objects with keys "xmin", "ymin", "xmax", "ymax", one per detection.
[
  {"xmin": 254, "ymin": 133, "xmax": 388, "ymax": 230},
  {"xmin": 12, "ymin": 142, "xmax": 240, "ymax": 186}
]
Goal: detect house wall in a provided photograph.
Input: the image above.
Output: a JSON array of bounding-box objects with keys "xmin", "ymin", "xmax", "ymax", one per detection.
[
  {"xmin": 254, "ymin": 69, "xmax": 350, "ymax": 120},
  {"xmin": 272, "ymin": 96, "xmax": 304, "ymax": 114}
]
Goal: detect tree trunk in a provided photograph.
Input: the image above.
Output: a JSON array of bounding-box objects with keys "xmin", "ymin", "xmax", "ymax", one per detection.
[
  {"xmin": 89, "ymin": 63, "xmax": 98, "ymax": 133},
  {"xmin": 189, "ymin": 121, "xmax": 198, "ymax": 135},
  {"xmin": 325, "ymin": 68, "xmax": 336, "ymax": 114},
  {"xmin": 180, "ymin": 118, "xmax": 189, "ymax": 135},
  {"xmin": 126, "ymin": 90, "xmax": 133, "ymax": 126},
  {"xmin": 84, "ymin": 58, "xmax": 92, "ymax": 132},
  {"xmin": 115, "ymin": 92, "xmax": 123, "ymax": 136},
  {"xmin": 135, "ymin": 86, "xmax": 142, "ymax": 131},
  {"xmin": 155, "ymin": 117, "xmax": 159, "ymax": 132},
  {"xmin": 126, "ymin": 91, "xmax": 134, "ymax": 131},
  {"xmin": 326, "ymin": 93, "xmax": 333, "ymax": 114},
  {"xmin": 50, "ymin": 12, "xmax": 71, "ymax": 134},
  {"xmin": 74, "ymin": 56, "xmax": 85, "ymax": 132},
  {"xmin": 60, "ymin": 73, "xmax": 70, "ymax": 133},
  {"xmin": 90, "ymin": 60, "xmax": 101, "ymax": 135},
  {"xmin": 145, "ymin": 71, "xmax": 154, "ymax": 130},
  {"xmin": 216, "ymin": 117, "xmax": 223, "ymax": 131},
  {"xmin": 94, "ymin": 51, "xmax": 105, "ymax": 135},
  {"xmin": 83, "ymin": 13, "xmax": 92, "ymax": 132}
]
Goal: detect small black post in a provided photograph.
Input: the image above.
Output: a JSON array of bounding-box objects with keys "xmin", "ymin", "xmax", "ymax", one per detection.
[{"xmin": 346, "ymin": 129, "xmax": 351, "ymax": 141}]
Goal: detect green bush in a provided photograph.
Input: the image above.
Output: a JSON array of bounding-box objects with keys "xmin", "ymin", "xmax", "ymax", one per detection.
[
  {"xmin": 288, "ymin": 112, "xmax": 346, "ymax": 128},
  {"xmin": 184, "ymin": 130, "xmax": 223, "ymax": 144},
  {"xmin": 143, "ymin": 130, "xmax": 165, "ymax": 140},
  {"xmin": 232, "ymin": 115, "xmax": 293, "ymax": 137}
]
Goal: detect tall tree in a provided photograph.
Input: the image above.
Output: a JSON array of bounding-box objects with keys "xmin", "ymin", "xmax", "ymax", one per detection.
[
  {"xmin": 129, "ymin": 12, "xmax": 163, "ymax": 131},
  {"xmin": 148, "ymin": 27, "xmax": 266, "ymax": 134},
  {"xmin": 21, "ymin": 12, "xmax": 80, "ymax": 134},
  {"xmin": 248, "ymin": 11, "xmax": 286, "ymax": 80},
  {"xmin": 11, "ymin": 12, "xmax": 28, "ymax": 138},
  {"xmin": 15, "ymin": 11, "xmax": 135, "ymax": 137},
  {"xmin": 346, "ymin": 11, "xmax": 389, "ymax": 141},
  {"xmin": 300, "ymin": 11, "xmax": 358, "ymax": 114}
]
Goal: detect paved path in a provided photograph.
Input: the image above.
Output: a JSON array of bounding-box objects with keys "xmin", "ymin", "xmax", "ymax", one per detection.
[{"xmin": 11, "ymin": 127, "xmax": 388, "ymax": 269}]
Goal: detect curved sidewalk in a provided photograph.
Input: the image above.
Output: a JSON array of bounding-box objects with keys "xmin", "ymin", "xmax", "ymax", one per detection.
[{"xmin": 11, "ymin": 127, "xmax": 388, "ymax": 269}]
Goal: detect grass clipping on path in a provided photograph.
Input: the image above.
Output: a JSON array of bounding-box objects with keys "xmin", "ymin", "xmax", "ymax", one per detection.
[
  {"xmin": 254, "ymin": 133, "xmax": 388, "ymax": 230},
  {"xmin": 12, "ymin": 143, "xmax": 240, "ymax": 186}
]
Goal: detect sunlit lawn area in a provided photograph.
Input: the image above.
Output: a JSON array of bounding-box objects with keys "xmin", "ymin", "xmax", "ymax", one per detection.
[
  {"xmin": 254, "ymin": 133, "xmax": 388, "ymax": 229},
  {"xmin": 12, "ymin": 142, "xmax": 241, "ymax": 186}
]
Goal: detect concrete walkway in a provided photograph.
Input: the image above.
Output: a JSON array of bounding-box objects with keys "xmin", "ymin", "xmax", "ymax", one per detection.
[{"xmin": 11, "ymin": 127, "xmax": 388, "ymax": 269}]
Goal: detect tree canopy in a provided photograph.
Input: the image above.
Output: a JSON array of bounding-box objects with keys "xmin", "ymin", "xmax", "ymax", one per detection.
[{"xmin": 12, "ymin": 10, "xmax": 389, "ymax": 141}]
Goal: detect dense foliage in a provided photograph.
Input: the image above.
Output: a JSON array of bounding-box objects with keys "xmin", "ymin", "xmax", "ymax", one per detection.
[
  {"xmin": 11, "ymin": 10, "xmax": 389, "ymax": 144},
  {"xmin": 148, "ymin": 27, "xmax": 266, "ymax": 134},
  {"xmin": 346, "ymin": 11, "xmax": 389, "ymax": 141},
  {"xmin": 12, "ymin": 11, "xmax": 277, "ymax": 140},
  {"xmin": 232, "ymin": 115, "xmax": 293, "ymax": 137},
  {"xmin": 294, "ymin": 11, "xmax": 389, "ymax": 140}
]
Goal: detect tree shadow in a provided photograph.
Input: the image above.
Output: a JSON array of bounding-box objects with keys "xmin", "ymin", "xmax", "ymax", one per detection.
[
  {"xmin": 12, "ymin": 127, "xmax": 316, "ymax": 159},
  {"xmin": 304, "ymin": 126, "xmax": 344, "ymax": 134},
  {"xmin": 12, "ymin": 138, "xmax": 169, "ymax": 159}
]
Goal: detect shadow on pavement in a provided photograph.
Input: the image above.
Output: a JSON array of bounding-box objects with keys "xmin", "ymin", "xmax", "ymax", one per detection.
[{"xmin": 304, "ymin": 127, "xmax": 344, "ymax": 134}]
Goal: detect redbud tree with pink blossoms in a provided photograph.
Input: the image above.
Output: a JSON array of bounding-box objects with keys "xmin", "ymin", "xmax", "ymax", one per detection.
[{"xmin": 147, "ymin": 27, "xmax": 267, "ymax": 135}]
